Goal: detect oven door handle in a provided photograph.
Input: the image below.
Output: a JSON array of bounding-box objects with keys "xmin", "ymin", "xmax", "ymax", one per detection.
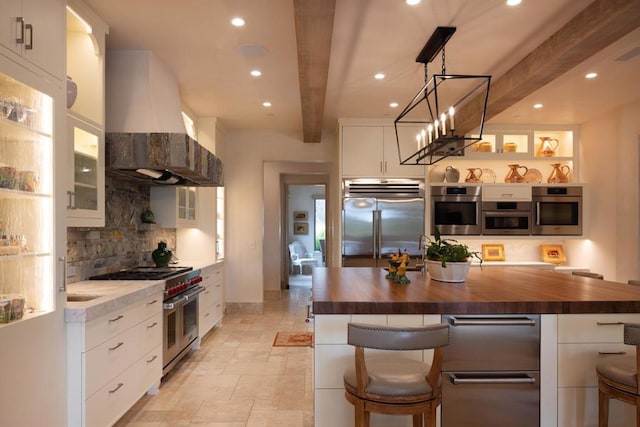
[
  {"xmin": 449, "ymin": 373, "xmax": 536, "ymax": 385},
  {"xmin": 163, "ymin": 286, "xmax": 204, "ymax": 310}
]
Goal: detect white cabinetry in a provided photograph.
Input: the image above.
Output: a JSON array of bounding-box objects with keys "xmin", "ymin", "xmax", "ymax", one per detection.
[
  {"xmin": 0, "ymin": 0, "xmax": 64, "ymax": 80},
  {"xmin": 151, "ymin": 186, "xmax": 198, "ymax": 228},
  {"xmin": 66, "ymin": 115, "xmax": 104, "ymax": 225},
  {"xmin": 341, "ymin": 124, "xmax": 424, "ymax": 178},
  {"xmin": 557, "ymin": 314, "xmax": 640, "ymax": 427},
  {"xmin": 65, "ymin": 2, "xmax": 107, "ymax": 227},
  {"xmin": 67, "ymin": 292, "xmax": 163, "ymax": 427},
  {"xmin": 199, "ymin": 262, "xmax": 224, "ymax": 339}
]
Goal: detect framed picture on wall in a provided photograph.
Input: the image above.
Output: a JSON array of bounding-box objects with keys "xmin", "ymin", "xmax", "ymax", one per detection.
[
  {"xmin": 293, "ymin": 211, "xmax": 308, "ymax": 221},
  {"xmin": 482, "ymin": 244, "xmax": 505, "ymax": 261},
  {"xmin": 294, "ymin": 222, "xmax": 308, "ymax": 235},
  {"xmin": 540, "ymin": 244, "xmax": 567, "ymax": 264}
]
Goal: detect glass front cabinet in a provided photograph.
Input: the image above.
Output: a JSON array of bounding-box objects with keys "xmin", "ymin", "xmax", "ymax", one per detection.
[
  {"xmin": 66, "ymin": 115, "xmax": 104, "ymax": 225},
  {"xmin": 0, "ymin": 70, "xmax": 56, "ymax": 322}
]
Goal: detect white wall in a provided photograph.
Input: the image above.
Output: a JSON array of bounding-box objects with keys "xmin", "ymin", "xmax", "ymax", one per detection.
[
  {"xmin": 566, "ymin": 100, "xmax": 640, "ymax": 281},
  {"xmin": 224, "ymin": 129, "xmax": 337, "ymax": 303},
  {"xmin": 288, "ymin": 185, "xmax": 323, "ymax": 254}
]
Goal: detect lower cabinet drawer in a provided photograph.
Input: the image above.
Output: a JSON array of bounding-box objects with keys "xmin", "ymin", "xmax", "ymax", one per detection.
[
  {"xmin": 139, "ymin": 345, "xmax": 162, "ymax": 394},
  {"xmin": 84, "ymin": 324, "xmax": 139, "ymax": 397},
  {"xmin": 558, "ymin": 343, "xmax": 633, "ymax": 387},
  {"xmin": 140, "ymin": 313, "xmax": 162, "ymax": 355},
  {"xmin": 85, "ymin": 362, "xmax": 140, "ymax": 427},
  {"xmin": 558, "ymin": 314, "xmax": 640, "ymax": 343},
  {"xmin": 85, "ymin": 300, "xmax": 145, "ymax": 351},
  {"xmin": 212, "ymin": 298, "xmax": 223, "ymax": 325},
  {"xmin": 558, "ymin": 387, "xmax": 636, "ymax": 427}
]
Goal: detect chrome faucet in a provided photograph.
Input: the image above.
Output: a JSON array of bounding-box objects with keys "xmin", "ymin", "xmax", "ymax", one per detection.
[{"xmin": 418, "ymin": 234, "xmax": 428, "ymax": 274}]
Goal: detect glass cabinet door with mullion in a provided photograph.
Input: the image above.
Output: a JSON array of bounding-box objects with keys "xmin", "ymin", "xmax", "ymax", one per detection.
[
  {"xmin": 0, "ymin": 70, "xmax": 55, "ymax": 324},
  {"xmin": 66, "ymin": 114, "xmax": 104, "ymax": 226}
]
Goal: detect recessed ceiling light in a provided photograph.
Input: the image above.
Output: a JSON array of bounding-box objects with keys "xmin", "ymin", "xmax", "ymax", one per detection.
[
  {"xmin": 533, "ymin": 103, "xmax": 543, "ymax": 109},
  {"xmin": 406, "ymin": 0, "xmax": 421, "ymax": 5},
  {"xmin": 374, "ymin": 73, "xmax": 385, "ymax": 80},
  {"xmin": 262, "ymin": 101, "xmax": 272, "ymax": 107},
  {"xmin": 585, "ymin": 72, "xmax": 598, "ymax": 79},
  {"xmin": 506, "ymin": 0, "xmax": 522, "ymax": 6},
  {"xmin": 390, "ymin": 102, "xmax": 399, "ymax": 108},
  {"xmin": 231, "ymin": 17, "xmax": 245, "ymax": 27},
  {"xmin": 250, "ymin": 70, "xmax": 262, "ymax": 77}
]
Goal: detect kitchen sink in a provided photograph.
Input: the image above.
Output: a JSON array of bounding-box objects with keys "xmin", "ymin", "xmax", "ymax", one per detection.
[{"xmin": 66, "ymin": 294, "xmax": 102, "ymax": 302}]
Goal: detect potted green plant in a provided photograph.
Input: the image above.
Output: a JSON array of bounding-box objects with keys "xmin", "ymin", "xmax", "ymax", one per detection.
[{"xmin": 420, "ymin": 228, "xmax": 481, "ymax": 283}]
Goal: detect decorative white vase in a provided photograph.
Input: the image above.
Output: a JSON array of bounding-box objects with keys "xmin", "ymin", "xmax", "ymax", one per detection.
[
  {"xmin": 428, "ymin": 165, "xmax": 446, "ymax": 183},
  {"xmin": 426, "ymin": 260, "xmax": 471, "ymax": 283}
]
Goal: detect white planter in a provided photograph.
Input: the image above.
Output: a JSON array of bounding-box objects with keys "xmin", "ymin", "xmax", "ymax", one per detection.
[{"xmin": 426, "ymin": 260, "xmax": 471, "ymax": 283}]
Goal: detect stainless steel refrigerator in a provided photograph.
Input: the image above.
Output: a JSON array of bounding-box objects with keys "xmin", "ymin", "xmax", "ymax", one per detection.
[{"xmin": 342, "ymin": 179, "xmax": 425, "ymax": 267}]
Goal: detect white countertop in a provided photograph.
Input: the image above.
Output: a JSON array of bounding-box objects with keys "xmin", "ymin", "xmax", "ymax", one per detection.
[
  {"xmin": 65, "ymin": 280, "xmax": 165, "ymax": 323},
  {"xmin": 64, "ymin": 261, "xmax": 223, "ymax": 323}
]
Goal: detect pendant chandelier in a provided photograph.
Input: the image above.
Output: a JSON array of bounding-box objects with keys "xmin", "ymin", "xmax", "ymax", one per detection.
[{"xmin": 394, "ymin": 26, "xmax": 492, "ymax": 165}]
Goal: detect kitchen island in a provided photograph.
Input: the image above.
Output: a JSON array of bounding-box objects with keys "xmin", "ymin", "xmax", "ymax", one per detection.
[{"xmin": 312, "ymin": 267, "xmax": 640, "ymax": 427}]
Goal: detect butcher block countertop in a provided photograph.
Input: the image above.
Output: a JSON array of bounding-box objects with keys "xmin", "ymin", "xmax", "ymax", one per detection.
[{"xmin": 311, "ymin": 267, "xmax": 640, "ymax": 315}]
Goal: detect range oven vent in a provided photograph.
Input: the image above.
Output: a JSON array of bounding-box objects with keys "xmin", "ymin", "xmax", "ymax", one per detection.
[{"xmin": 343, "ymin": 179, "xmax": 424, "ymax": 198}]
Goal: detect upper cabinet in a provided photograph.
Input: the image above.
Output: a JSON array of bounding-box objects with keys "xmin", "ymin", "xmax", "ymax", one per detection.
[
  {"xmin": 150, "ymin": 187, "xmax": 198, "ymax": 228},
  {"xmin": 340, "ymin": 122, "xmax": 425, "ymax": 178},
  {"xmin": 0, "ymin": 0, "xmax": 64, "ymax": 81},
  {"xmin": 65, "ymin": 1, "xmax": 108, "ymax": 227},
  {"xmin": 66, "ymin": 115, "xmax": 104, "ymax": 224}
]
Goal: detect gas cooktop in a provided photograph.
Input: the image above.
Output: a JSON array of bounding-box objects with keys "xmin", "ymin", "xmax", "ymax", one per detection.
[{"xmin": 89, "ymin": 266, "xmax": 193, "ymax": 281}]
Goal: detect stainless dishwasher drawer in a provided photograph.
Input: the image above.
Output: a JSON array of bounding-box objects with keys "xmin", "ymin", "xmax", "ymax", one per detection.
[
  {"xmin": 441, "ymin": 371, "xmax": 540, "ymax": 427},
  {"xmin": 442, "ymin": 314, "xmax": 540, "ymax": 371}
]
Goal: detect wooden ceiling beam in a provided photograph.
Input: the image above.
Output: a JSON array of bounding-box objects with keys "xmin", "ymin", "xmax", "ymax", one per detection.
[
  {"xmin": 293, "ymin": 0, "xmax": 336, "ymax": 143},
  {"xmin": 455, "ymin": 0, "xmax": 640, "ymax": 135}
]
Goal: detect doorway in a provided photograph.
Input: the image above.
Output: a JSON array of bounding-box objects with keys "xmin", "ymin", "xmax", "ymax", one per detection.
[{"xmin": 285, "ymin": 183, "xmax": 326, "ymax": 289}]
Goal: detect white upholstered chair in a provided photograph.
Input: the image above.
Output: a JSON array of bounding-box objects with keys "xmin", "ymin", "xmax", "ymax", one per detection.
[{"xmin": 288, "ymin": 241, "xmax": 317, "ymax": 275}]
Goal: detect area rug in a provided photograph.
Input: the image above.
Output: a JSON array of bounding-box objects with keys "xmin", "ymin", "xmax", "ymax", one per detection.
[{"xmin": 273, "ymin": 331, "xmax": 313, "ymax": 347}]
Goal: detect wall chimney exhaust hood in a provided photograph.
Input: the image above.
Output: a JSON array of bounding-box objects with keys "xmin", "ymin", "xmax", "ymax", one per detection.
[{"xmin": 105, "ymin": 50, "xmax": 223, "ymax": 186}]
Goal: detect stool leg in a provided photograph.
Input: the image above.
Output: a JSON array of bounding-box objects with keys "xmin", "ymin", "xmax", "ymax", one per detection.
[
  {"xmin": 412, "ymin": 413, "xmax": 423, "ymax": 427},
  {"xmin": 354, "ymin": 399, "xmax": 368, "ymax": 427},
  {"xmin": 598, "ymin": 387, "xmax": 609, "ymax": 427}
]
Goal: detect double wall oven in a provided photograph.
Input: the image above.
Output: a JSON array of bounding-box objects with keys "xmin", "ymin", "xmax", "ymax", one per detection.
[
  {"xmin": 90, "ymin": 266, "xmax": 204, "ymax": 375},
  {"xmin": 431, "ymin": 185, "xmax": 582, "ymax": 236}
]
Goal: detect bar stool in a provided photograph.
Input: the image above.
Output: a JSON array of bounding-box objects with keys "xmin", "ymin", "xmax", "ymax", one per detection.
[
  {"xmin": 596, "ymin": 323, "xmax": 640, "ymax": 427},
  {"xmin": 572, "ymin": 271, "xmax": 604, "ymax": 279},
  {"xmin": 343, "ymin": 322, "xmax": 449, "ymax": 427}
]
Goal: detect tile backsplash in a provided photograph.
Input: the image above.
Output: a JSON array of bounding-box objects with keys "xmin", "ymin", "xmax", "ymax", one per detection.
[{"xmin": 66, "ymin": 175, "xmax": 176, "ymax": 283}]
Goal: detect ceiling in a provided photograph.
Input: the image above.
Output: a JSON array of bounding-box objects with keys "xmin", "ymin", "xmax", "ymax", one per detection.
[{"xmin": 82, "ymin": 0, "xmax": 640, "ymax": 140}]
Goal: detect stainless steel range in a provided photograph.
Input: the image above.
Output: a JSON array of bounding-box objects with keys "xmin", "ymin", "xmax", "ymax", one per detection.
[{"xmin": 90, "ymin": 266, "xmax": 204, "ymax": 375}]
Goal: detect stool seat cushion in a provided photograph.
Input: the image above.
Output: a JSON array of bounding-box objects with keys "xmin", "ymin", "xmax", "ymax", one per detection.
[
  {"xmin": 596, "ymin": 355, "xmax": 638, "ymax": 389},
  {"xmin": 344, "ymin": 357, "xmax": 432, "ymax": 398}
]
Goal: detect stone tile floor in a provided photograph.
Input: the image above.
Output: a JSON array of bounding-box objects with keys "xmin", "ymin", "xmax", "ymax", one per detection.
[{"xmin": 115, "ymin": 285, "xmax": 314, "ymax": 426}]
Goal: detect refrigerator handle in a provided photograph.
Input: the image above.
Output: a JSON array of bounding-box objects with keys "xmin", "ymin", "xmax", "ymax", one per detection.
[
  {"xmin": 371, "ymin": 210, "xmax": 377, "ymax": 259},
  {"xmin": 376, "ymin": 210, "xmax": 382, "ymax": 259}
]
